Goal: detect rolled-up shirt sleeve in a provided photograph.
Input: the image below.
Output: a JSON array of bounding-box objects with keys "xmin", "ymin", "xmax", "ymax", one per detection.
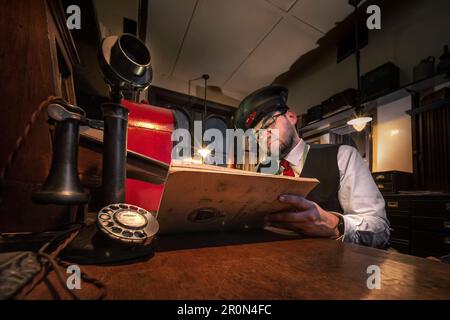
[{"xmin": 337, "ymin": 146, "xmax": 390, "ymax": 248}]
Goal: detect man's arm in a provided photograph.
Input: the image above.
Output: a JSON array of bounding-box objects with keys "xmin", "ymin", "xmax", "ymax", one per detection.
[
  {"xmin": 265, "ymin": 145, "xmax": 390, "ymax": 249},
  {"xmin": 337, "ymin": 146, "xmax": 390, "ymax": 248}
]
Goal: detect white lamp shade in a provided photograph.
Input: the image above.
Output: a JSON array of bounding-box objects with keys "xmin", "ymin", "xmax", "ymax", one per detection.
[{"xmin": 347, "ymin": 117, "xmax": 373, "ymax": 132}]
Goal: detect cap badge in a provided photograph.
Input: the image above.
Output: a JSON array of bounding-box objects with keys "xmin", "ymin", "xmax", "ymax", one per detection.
[{"xmin": 245, "ymin": 111, "xmax": 257, "ymax": 128}]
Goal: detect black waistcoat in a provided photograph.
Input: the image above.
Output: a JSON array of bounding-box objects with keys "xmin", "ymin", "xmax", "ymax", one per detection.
[{"xmin": 300, "ymin": 144, "xmax": 343, "ymax": 213}]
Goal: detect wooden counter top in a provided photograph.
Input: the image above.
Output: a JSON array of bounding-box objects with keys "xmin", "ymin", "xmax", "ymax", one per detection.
[{"xmin": 26, "ymin": 233, "xmax": 450, "ymax": 300}]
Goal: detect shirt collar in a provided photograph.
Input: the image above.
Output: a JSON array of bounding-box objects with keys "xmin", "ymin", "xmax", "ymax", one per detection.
[{"xmin": 284, "ymin": 139, "xmax": 307, "ymax": 167}]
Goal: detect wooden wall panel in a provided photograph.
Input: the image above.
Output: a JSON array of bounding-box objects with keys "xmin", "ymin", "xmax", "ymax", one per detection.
[
  {"xmin": 0, "ymin": 0, "xmax": 80, "ymax": 232},
  {"xmin": 413, "ymin": 94, "xmax": 450, "ymax": 191}
]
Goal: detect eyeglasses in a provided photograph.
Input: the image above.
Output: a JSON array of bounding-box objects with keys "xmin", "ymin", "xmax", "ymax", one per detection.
[{"xmin": 254, "ymin": 109, "xmax": 288, "ymax": 136}]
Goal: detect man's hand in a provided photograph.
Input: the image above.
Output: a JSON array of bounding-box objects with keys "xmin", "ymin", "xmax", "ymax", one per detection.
[{"xmin": 265, "ymin": 194, "xmax": 341, "ymax": 238}]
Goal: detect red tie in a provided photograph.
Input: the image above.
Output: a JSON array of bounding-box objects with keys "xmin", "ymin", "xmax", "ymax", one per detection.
[{"xmin": 280, "ymin": 159, "xmax": 295, "ymax": 177}]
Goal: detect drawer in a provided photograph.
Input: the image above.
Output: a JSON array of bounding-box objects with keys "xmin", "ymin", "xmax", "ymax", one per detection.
[
  {"xmin": 372, "ymin": 171, "xmax": 412, "ymax": 191},
  {"xmin": 390, "ymin": 226, "xmax": 410, "ymax": 241},
  {"xmin": 373, "ymin": 172, "xmax": 394, "ymax": 182},
  {"xmin": 411, "ymin": 231, "xmax": 450, "ymax": 257},
  {"xmin": 412, "ymin": 200, "xmax": 450, "ymax": 217},
  {"xmin": 412, "ymin": 217, "xmax": 450, "ymax": 233},
  {"xmin": 376, "ymin": 182, "xmax": 394, "ymax": 193},
  {"xmin": 387, "ymin": 213, "xmax": 410, "ymax": 227},
  {"xmin": 384, "ymin": 199, "xmax": 410, "ymax": 212}
]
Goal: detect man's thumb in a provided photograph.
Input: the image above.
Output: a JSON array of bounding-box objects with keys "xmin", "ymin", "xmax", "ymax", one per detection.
[{"xmin": 279, "ymin": 194, "xmax": 312, "ymax": 210}]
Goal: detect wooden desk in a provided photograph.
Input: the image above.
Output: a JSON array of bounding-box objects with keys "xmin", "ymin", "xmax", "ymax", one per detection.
[{"xmin": 26, "ymin": 234, "xmax": 450, "ymax": 300}]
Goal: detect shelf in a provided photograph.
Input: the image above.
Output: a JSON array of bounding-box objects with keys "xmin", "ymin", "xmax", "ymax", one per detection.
[
  {"xmin": 300, "ymin": 108, "xmax": 355, "ymax": 137},
  {"xmin": 300, "ymin": 71, "xmax": 450, "ymax": 135},
  {"xmin": 407, "ymin": 97, "xmax": 450, "ymax": 116},
  {"xmin": 362, "ymin": 71, "xmax": 450, "ymax": 111}
]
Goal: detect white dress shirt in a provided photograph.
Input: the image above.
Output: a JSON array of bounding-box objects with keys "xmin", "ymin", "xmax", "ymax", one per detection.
[{"xmin": 284, "ymin": 140, "xmax": 390, "ymax": 248}]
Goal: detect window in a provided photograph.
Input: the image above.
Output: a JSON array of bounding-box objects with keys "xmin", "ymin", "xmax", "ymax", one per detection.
[{"xmin": 204, "ymin": 116, "xmax": 229, "ymax": 167}]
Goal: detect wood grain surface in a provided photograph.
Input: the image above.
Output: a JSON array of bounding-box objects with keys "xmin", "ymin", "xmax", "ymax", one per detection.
[{"xmin": 26, "ymin": 233, "xmax": 450, "ymax": 300}]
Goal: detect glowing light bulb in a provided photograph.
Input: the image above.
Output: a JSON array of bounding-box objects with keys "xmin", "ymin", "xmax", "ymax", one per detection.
[
  {"xmin": 198, "ymin": 148, "xmax": 211, "ymax": 158},
  {"xmin": 347, "ymin": 117, "xmax": 372, "ymax": 132}
]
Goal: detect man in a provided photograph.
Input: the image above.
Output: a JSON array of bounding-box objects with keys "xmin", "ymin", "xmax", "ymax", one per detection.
[{"xmin": 235, "ymin": 85, "xmax": 390, "ymax": 248}]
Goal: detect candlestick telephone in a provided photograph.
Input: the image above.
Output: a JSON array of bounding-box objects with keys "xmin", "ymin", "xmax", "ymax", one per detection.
[{"xmin": 31, "ymin": 34, "xmax": 160, "ymax": 264}]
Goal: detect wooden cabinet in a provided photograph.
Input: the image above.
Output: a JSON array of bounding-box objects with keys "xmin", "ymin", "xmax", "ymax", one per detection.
[
  {"xmin": 411, "ymin": 87, "xmax": 450, "ymax": 191},
  {"xmin": 384, "ymin": 197, "xmax": 411, "ymax": 254},
  {"xmin": 384, "ymin": 194, "xmax": 450, "ymax": 258},
  {"xmin": 411, "ymin": 198, "xmax": 450, "ymax": 257},
  {"xmin": 372, "ymin": 171, "xmax": 413, "ymax": 194},
  {"xmin": 0, "ymin": 0, "xmax": 80, "ymax": 232}
]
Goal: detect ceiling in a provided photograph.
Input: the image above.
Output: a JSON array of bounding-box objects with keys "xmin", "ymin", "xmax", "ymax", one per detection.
[{"xmin": 146, "ymin": 0, "xmax": 356, "ymax": 105}]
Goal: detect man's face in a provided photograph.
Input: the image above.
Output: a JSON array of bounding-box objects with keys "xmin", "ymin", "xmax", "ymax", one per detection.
[{"xmin": 256, "ymin": 109, "xmax": 299, "ymax": 159}]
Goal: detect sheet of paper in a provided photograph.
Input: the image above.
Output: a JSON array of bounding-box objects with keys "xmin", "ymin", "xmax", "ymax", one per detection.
[{"xmin": 157, "ymin": 166, "xmax": 319, "ymax": 234}]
